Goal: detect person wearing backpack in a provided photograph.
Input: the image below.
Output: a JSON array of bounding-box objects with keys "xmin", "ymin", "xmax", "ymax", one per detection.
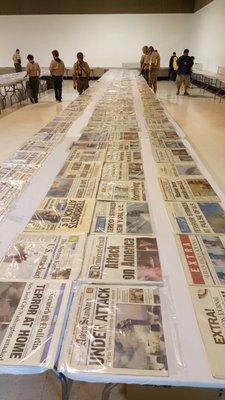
[{"xmin": 49, "ymin": 50, "xmax": 66, "ymax": 102}]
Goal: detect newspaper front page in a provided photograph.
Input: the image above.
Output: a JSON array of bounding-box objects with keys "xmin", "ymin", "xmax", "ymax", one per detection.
[
  {"xmin": 0, "ymin": 181, "xmax": 24, "ymax": 210},
  {"xmin": 0, "ymin": 280, "xmax": 70, "ymax": 372},
  {"xmin": 69, "ymin": 141, "xmax": 108, "ymax": 151},
  {"xmin": 153, "ymin": 149, "xmax": 194, "ymax": 164},
  {"xmin": 7, "ymin": 151, "xmax": 46, "ymax": 166},
  {"xmin": 105, "ymin": 150, "xmax": 142, "ymax": 163},
  {"xmin": 166, "ymin": 202, "xmax": 225, "ymax": 235},
  {"xmin": 97, "ymin": 181, "xmax": 146, "ymax": 201},
  {"xmin": 176, "ymin": 234, "xmax": 225, "ymax": 286},
  {"xmin": 157, "ymin": 163, "xmax": 202, "ymax": 179},
  {"xmin": 0, "ymin": 234, "xmax": 85, "ymax": 281},
  {"xmin": 25, "ymin": 197, "xmax": 95, "ymax": 233},
  {"xmin": 57, "ymin": 161, "xmax": 103, "ymax": 180},
  {"xmin": 46, "ymin": 177, "xmax": 99, "ymax": 198},
  {"xmin": 101, "ymin": 163, "xmax": 144, "ymax": 181},
  {"xmin": 107, "ymin": 141, "xmax": 141, "ymax": 152},
  {"xmin": 190, "ymin": 286, "xmax": 225, "ymax": 378},
  {"xmin": 91, "ymin": 201, "xmax": 153, "ymax": 235},
  {"xmin": 149, "ymin": 130, "xmax": 179, "ymax": 140},
  {"xmin": 160, "ymin": 178, "xmax": 219, "ymax": 202},
  {"xmin": 67, "ymin": 148, "xmax": 106, "ymax": 163},
  {"xmin": 81, "ymin": 235, "xmax": 162, "ymax": 284},
  {"xmin": 59, "ymin": 284, "xmax": 168, "ymax": 377},
  {"xmin": 0, "ymin": 164, "xmax": 37, "ymax": 182}
]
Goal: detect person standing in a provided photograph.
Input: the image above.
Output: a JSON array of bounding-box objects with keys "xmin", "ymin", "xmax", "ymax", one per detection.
[
  {"xmin": 149, "ymin": 49, "xmax": 160, "ymax": 93},
  {"xmin": 169, "ymin": 52, "xmax": 178, "ymax": 81},
  {"xmin": 176, "ymin": 49, "xmax": 194, "ymax": 96},
  {"xmin": 12, "ymin": 49, "xmax": 22, "ymax": 72},
  {"xmin": 25, "ymin": 54, "xmax": 41, "ymax": 103},
  {"xmin": 49, "ymin": 50, "xmax": 65, "ymax": 102},
  {"xmin": 141, "ymin": 46, "xmax": 154, "ymax": 84},
  {"xmin": 73, "ymin": 52, "xmax": 91, "ymax": 95},
  {"xmin": 140, "ymin": 46, "xmax": 148, "ymax": 78}
]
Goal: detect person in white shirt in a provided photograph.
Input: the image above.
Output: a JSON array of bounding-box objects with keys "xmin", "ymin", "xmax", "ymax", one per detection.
[{"xmin": 12, "ymin": 49, "xmax": 22, "ymax": 72}]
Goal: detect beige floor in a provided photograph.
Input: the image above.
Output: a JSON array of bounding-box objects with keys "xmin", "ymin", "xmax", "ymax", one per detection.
[
  {"xmin": 157, "ymin": 80, "xmax": 225, "ymax": 193},
  {"xmin": 0, "ymin": 80, "xmax": 225, "ymax": 400}
]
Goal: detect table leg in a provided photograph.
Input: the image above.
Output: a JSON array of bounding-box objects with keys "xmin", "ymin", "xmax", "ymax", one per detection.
[
  {"xmin": 52, "ymin": 369, "xmax": 72, "ymax": 400},
  {"xmin": 102, "ymin": 383, "xmax": 118, "ymax": 400}
]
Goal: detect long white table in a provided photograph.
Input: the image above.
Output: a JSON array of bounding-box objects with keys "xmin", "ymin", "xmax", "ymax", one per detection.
[{"xmin": 0, "ymin": 70, "xmax": 225, "ymax": 400}]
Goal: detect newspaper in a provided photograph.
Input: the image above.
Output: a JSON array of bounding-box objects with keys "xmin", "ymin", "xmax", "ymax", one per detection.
[
  {"xmin": 153, "ymin": 148, "xmax": 194, "ymax": 163},
  {"xmin": 25, "ymin": 197, "xmax": 95, "ymax": 233},
  {"xmin": 59, "ymin": 284, "xmax": 168, "ymax": 377},
  {"xmin": 160, "ymin": 178, "xmax": 219, "ymax": 202},
  {"xmin": 0, "ymin": 234, "xmax": 85, "ymax": 281},
  {"xmin": 81, "ymin": 235, "xmax": 162, "ymax": 284},
  {"xmin": 101, "ymin": 163, "xmax": 144, "ymax": 181},
  {"xmin": 157, "ymin": 163, "xmax": 202, "ymax": 179},
  {"xmin": 67, "ymin": 148, "xmax": 106, "ymax": 162},
  {"xmin": 176, "ymin": 234, "xmax": 225, "ymax": 286},
  {"xmin": 0, "ymin": 164, "xmax": 37, "ymax": 182},
  {"xmin": 78, "ymin": 132, "xmax": 109, "ymax": 142},
  {"xmin": 190, "ymin": 286, "xmax": 225, "ymax": 378},
  {"xmin": 97, "ymin": 181, "xmax": 146, "ymax": 201},
  {"xmin": 69, "ymin": 142, "xmax": 108, "ymax": 151},
  {"xmin": 6, "ymin": 151, "xmax": 46, "ymax": 166},
  {"xmin": 105, "ymin": 150, "xmax": 142, "ymax": 163},
  {"xmin": 166, "ymin": 202, "xmax": 225, "ymax": 235},
  {"xmin": 109, "ymin": 132, "xmax": 139, "ymax": 141},
  {"xmin": 107, "ymin": 141, "xmax": 141, "ymax": 152},
  {"xmin": 151, "ymin": 138, "xmax": 185, "ymax": 149},
  {"xmin": 0, "ymin": 280, "xmax": 70, "ymax": 372},
  {"xmin": 0, "ymin": 181, "xmax": 24, "ymax": 209},
  {"xmin": 149, "ymin": 130, "xmax": 179, "ymax": 140},
  {"xmin": 19, "ymin": 139, "xmax": 54, "ymax": 153},
  {"xmin": 57, "ymin": 161, "xmax": 103, "ymax": 180},
  {"xmin": 46, "ymin": 178, "xmax": 99, "ymax": 198},
  {"xmin": 91, "ymin": 201, "xmax": 153, "ymax": 235}
]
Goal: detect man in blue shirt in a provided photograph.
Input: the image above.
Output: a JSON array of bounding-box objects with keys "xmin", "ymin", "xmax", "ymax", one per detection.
[{"xmin": 176, "ymin": 49, "xmax": 194, "ymax": 95}]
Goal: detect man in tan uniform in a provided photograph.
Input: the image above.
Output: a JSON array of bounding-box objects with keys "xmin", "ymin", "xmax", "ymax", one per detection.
[
  {"xmin": 49, "ymin": 50, "xmax": 65, "ymax": 102},
  {"xmin": 149, "ymin": 49, "xmax": 160, "ymax": 93},
  {"xmin": 25, "ymin": 54, "xmax": 41, "ymax": 103},
  {"xmin": 73, "ymin": 52, "xmax": 91, "ymax": 95},
  {"xmin": 12, "ymin": 49, "xmax": 22, "ymax": 72},
  {"xmin": 140, "ymin": 46, "xmax": 154, "ymax": 84}
]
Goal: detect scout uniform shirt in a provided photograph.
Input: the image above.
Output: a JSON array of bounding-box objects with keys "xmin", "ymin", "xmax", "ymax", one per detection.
[
  {"xmin": 12, "ymin": 52, "xmax": 21, "ymax": 64},
  {"xmin": 49, "ymin": 58, "xmax": 66, "ymax": 76},
  {"xmin": 26, "ymin": 61, "xmax": 41, "ymax": 76},
  {"xmin": 73, "ymin": 60, "xmax": 91, "ymax": 79},
  {"xmin": 150, "ymin": 51, "xmax": 160, "ymax": 70}
]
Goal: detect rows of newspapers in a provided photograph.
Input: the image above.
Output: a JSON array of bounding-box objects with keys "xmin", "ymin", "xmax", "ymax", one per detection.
[
  {"xmin": 1, "ymin": 70, "xmax": 225, "ymax": 380},
  {"xmin": 0, "ymin": 82, "xmax": 100, "ymax": 222},
  {"xmin": 138, "ymin": 79, "xmax": 225, "ymax": 379},
  {"xmin": 0, "ymin": 71, "xmax": 168, "ymax": 378}
]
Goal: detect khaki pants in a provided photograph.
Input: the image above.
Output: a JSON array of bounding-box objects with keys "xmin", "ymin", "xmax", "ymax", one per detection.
[
  {"xmin": 176, "ymin": 74, "xmax": 190, "ymax": 92},
  {"xmin": 149, "ymin": 68, "xmax": 159, "ymax": 93},
  {"xmin": 77, "ymin": 77, "xmax": 89, "ymax": 95}
]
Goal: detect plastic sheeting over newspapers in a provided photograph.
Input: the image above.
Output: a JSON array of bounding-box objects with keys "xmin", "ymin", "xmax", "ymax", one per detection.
[
  {"xmin": 59, "ymin": 284, "xmax": 170, "ymax": 380},
  {"xmin": 0, "ymin": 280, "xmax": 70, "ymax": 374}
]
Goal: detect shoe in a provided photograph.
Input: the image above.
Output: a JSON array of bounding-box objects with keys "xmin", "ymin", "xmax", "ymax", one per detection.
[
  {"xmin": 184, "ymin": 92, "xmax": 190, "ymax": 96},
  {"xmin": 176, "ymin": 91, "xmax": 180, "ymax": 95},
  {"xmin": 30, "ymin": 97, "xmax": 34, "ymax": 103},
  {"xmin": 56, "ymin": 99, "xmax": 62, "ymax": 102},
  {"xmin": 34, "ymin": 100, "xmax": 38, "ymax": 103}
]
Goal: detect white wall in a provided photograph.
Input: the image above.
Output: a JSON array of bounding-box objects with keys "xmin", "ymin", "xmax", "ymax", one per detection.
[
  {"xmin": 0, "ymin": 14, "xmax": 192, "ymax": 68},
  {"xmin": 192, "ymin": 0, "xmax": 225, "ymax": 72}
]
